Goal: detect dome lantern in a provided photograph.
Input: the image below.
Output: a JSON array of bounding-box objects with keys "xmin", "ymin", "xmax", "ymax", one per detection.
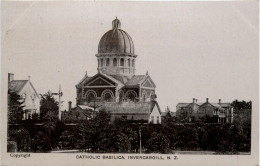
[{"xmin": 112, "ymin": 17, "xmax": 121, "ymax": 29}]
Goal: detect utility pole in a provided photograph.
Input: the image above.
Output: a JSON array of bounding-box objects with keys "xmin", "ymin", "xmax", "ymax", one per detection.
[
  {"xmin": 58, "ymin": 85, "xmax": 61, "ymax": 120},
  {"xmin": 139, "ymin": 127, "xmax": 142, "ymax": 154}
]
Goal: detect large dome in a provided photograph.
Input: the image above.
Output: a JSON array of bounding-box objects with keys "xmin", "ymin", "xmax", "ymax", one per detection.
[{"xmin": 98, "ymin": 18, "xmax": 134, "ymax": 54}]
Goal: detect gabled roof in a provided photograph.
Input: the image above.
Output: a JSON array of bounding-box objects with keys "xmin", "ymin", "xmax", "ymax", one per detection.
[
  {"xmin": 8, "ymin": 80, "xmax": 40, "ymax": 99},
  {"xmin": 176, "ymin": 103, "xmax": 190, "ymax": 107},
  {"xmin": 150, "ymin": 100, "xmax": 162, "ymax": 114},
  {"xmin": 76, "ymin": 72, "xmax": 125, "ymax": 88},
  {"xmin": 161, "ymin": 112, "xmax": 170, "ymax": 117},
  {"xmin": 100, "ymin": 72, "xmax": 124, "ymax": 87},
  {"xmin": 76, "ymin": 75, "xmax": 93, "ymax": 88},
  {"xmin": 8, "ymin": 80, "xmax": 28, "ymax": 94},
  {"xmin": 219, "ymin": 103, "xmax": 232, "ymax": 107},
  {"xmin": 125, "ymin": 75, "xmax": 146, "ymax": 86},
  {"xmin": 200, "ymin": 102, "xmax": 225, "ymax": 110}
]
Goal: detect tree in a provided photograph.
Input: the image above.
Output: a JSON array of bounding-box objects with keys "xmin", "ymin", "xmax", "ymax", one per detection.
[
  {"xmin": 40, "ymin": 91, "xmax": 59, "ymax": 119},
  {"xmin": 146, "ymin": 131, "xmax": 170, "ymax": 153},
  {"xmin": 8, "ymin": 127, "xmax": 31, "ymax": 152},
  {"xmin": 59, "ymin": 130, "xmax": 74, "ymax": 149},
  {"xmin": 31, "ymin": 131, "xmax": 52, "ymax": 152},
  {"xmin": 8, "ymin": 91, "xmax": 24, "ymax": 123}
]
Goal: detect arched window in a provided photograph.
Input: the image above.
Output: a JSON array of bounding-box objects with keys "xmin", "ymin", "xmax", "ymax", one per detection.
[
  {"xmin": 106, "ymin": 59, "xmax": 110, "ymax": 66},
  {"xmin": 120, "ymin": 58, "xmax": 124, "ymax": 66},
  {"xmin": 98, "ymin": 60, "xmax": 100, "ymax": 67},
  {"xmin": 132, "ymin": 59, "xmax": 135, "ymax": 67},
  {"xmin": 102, "ymin": 90, "xmax": 114, "ymax": 102},
  {"xmin": 127, "ymin": 59, "xmax": 130, "ymax": 67},
  {"xmin": 85, "ymin": 90, "xmax": 97, "ymax": 102},
  {"xmin": 125, "ymin": 90, "xmax": 137, "ymax": 102},
  {"xmin": 101, "ymin": 59, "xmax": 104, "ymax": 67},
  {"xmin": 113, "ymin": 58, "xmax": 117, "ymax": 67},
  {"xmin": 104, "ymin": 93, "xmax": 112, "ymax": 102}
]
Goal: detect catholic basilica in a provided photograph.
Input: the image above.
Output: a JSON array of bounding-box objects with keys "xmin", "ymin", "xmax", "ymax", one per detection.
[{"xmin": 76, "ymin": 18, "xmax": 156, "ymax": 105}]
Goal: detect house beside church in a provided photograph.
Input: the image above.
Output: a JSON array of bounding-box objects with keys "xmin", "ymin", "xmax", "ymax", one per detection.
[
  {"xmin": 73, "ymin": 18, "xmax": 162, "ymax": 124},
  {"xmin": 176, "ymin": 98, "xmax": 233, "ymax": 123},
  {"xmin": 8, "ymin": 73, "xmax": 40, "ymax": 120}
]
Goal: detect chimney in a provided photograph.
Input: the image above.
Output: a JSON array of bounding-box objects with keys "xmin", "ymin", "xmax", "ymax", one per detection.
[
  {"xmin": 85, "ymin": 71, "xmax": 88, "ymax": 77},
  {"xmin": 219, "ymin": 99, "xmax": 221, "ymax": 104},
  {"xmin": 195, "ymin": 99, "xmax": 198, "ymax": 102},
  {"xmin": 8, "ymin": 73, "xmax": 14, "ymax": 84},
  {"xmin": 206, "ymin": 98, "xmax": 209, "ymax": 103},
  {"xmin": 193, "ymin": 98, "xmax": 195, "ymax": 103},
  {"xmin": 68, "ymin": 101, "xmax": 72, "ymax": 111},
  {"xmin": 28, "ymin": 75, "xmax": 31, "ymax": 81}
]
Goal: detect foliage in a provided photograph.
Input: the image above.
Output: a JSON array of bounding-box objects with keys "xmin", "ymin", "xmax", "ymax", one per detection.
[
  {"xmin": 40, "ymin": 91, "xmax": 59, "ymax": 119},
  {"xmin": 8, "ymin": 127, "xmax": 31, "ymax": 152},
  {"xmin": 8, "ymin": 91, "xmax": 24, "ymax": 123},
  {"xmin": 31, "ymin": 131, "xmax": 52, "ymax": 152}
]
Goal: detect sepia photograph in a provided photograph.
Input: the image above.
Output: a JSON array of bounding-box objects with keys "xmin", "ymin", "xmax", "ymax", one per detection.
[{"xmin": 1, "ymin": 1, "xmax": 259, "ymax": 166}]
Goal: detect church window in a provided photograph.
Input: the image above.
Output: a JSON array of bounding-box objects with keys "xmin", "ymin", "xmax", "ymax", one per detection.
[
  {"xmin": 106, "ymin": 59, "xmax": 110, "ymax": 66},
  {"xmin": 125, "ymin": 90, "xmax": 137, "ymax": 102},
  {"xmin": 101, "ymin": 59, "xmax": 104, "ymax": 66},
  {"xmin": 127, "ymin": 59, "xmax": 130, "ymax": 67},
  {"xmin": 102, "ymin": 90, "xmax": 114, "ymax": 102},
  {"xmin": 157, "ymin": 116, "xmax": 159, "ymax": 124},
  {"xmin": 98, "ymin": 60, "xmax": 100, "ymax": 67},
  {"xmin": 132, "ymin": 59, "xmax": 135, "ymax": 67},
  {"xmin": 113, "ymin": 58, "xmax": 117, "ymax": 66},
  {"xmin": 120, "ymin": 58, "xmax": 124, "ymax": 66},
  {"xmin": 86, "ymin": 92, "xmax": 96, "ymax": 102}
]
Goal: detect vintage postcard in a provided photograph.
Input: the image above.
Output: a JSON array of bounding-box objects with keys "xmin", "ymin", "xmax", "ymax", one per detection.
[{"xmin": 1, "ymin": 1, "xmax": 259, "ymax": 166}]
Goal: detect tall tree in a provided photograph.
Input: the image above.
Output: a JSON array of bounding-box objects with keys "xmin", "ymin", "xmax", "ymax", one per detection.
[
  {"xmin": 40, "ymin": 91, "xmax": 59, "ymax": 119},
  {"xmin": 8, "ymin": 91, "xmax": 24, "ymax": 123}
]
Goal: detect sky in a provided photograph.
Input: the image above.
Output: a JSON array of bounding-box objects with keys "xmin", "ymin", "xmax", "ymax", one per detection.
[{"xmin": 2, "ymin": 1, "xmax": 259, "ymax": 112}]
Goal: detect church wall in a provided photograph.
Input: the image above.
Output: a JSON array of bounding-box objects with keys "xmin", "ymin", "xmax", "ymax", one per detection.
[
  {"xmin": 123, "ymin": 88, "xmax": 139, "ymax": 100},
  {"xmin": 83, "ymin": 87, "xmax": 115, "ymax": 98},
  {"xmin": 140, "ymin": 89, "xmax": 155, "ymax": 101}
]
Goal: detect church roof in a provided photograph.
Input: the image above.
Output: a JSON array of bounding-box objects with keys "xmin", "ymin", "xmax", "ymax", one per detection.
[
  {"xmin": 109, "ymin": 74, "xmax": 129, "ymax": 84},
  {"xmin": 98, "ymin": 18, "xmax": 134, "ymax": 54},
  {"xmin": 103, "ymin": 102, "xmax": 151, "ymax": 114},
  {"xmin": 76, "ymin": 72, "xmax": 155, "ymax": 88},
  {"xmin": 8, "ymin": 80, "xmax": 28, "ymax": 93},
  {"xmin": 125, "ymin": 75, "xmax": 146, "ymax": 86}
]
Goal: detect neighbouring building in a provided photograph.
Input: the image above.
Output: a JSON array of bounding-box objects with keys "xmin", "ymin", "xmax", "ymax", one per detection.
[
  {"xmin": 74, "ymin": 18, "xmax": 162, "ymax": 124},
  {"xmin": 161, "ymin": 106, "xmax": 175, "ymax": 122},
  {"xmin": 8, "ymin": 73, "xmax": 40, "ymax": 120},
  {"xmin": 61, "ymin": 101, "xmax": 95, "ymax": 123},
  {"xmin": 176, "ymin": 98, "xmax": 233, "ymax": 123}
]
